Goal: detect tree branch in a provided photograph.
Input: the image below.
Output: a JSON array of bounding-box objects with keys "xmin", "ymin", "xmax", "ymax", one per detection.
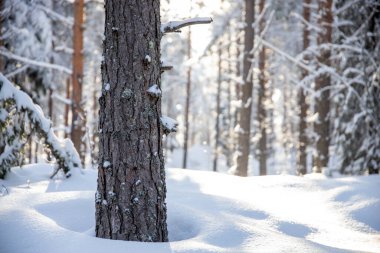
[
  {"xmin": 161, "ymin": 17, "xmax": 213, "ymax": 33},
  {"xmin": 160, "ymin": 65, "xmax": 173, "ymax": 73},
  {"xmin": 0, "ymin": 49, "xmax": 72, "ymax": 75}
]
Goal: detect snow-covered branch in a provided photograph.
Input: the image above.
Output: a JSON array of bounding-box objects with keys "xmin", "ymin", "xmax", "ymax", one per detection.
[
  {"xmin": 257, "ymin": 36, "xmax": 313, "ymax": 72},
  {"xmin": 52, "ymin": 93, "xmax": 72, "ymax": 105},
  {"xmin": 0, "ymin": 74, "xmax": 81, "ymax": 178},
  {"xmin": 0, "ymin": 49, "xmax": 72, "ymax": 75},
  {"xmin": 161, "ymin": 17, "xmax": 213, "ymax": 33},
  {"xmin": 5, "ymin": 65, "xmax": 29, "ymax": 79},
  {"xmin": 35, "ymin": 4, "xmax": 74, "ymax": 26}
]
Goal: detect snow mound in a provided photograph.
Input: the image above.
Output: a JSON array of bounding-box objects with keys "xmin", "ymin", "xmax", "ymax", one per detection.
[{"xmin": 0, "ymin": 164, "xmax": 379, "ymax": 253}]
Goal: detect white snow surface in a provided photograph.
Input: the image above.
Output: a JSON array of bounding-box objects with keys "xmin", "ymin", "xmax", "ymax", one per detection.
[{"xmin": 0, "ymin": 164, "xmax": 379, "ymax": 253}]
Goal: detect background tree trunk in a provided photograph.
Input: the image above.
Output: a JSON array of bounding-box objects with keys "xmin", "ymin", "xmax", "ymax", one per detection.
[
  {"xmin": 213, "ymin": 45, "xmax": 222, "ymax": 172},
  {"xmin": 313, "ymin": 0, "xmax": 333, "ymax": 173},
  {"xmin": 297, "ymin": 0, "xmax": 311, "ymax": 175},
  {"xmin": 64, "ymin": 78, "xmax": 70, "ymax": 138},
  {"xmin": 182, "ymin": 26, "xmax": 192, "ymax": 169},
  {"xmin": 95, "ymin": 0, "xmax": 168, "ymax": 242},
  {"xmin": 71, "ymin": 0, "xmax": 85, "ymax": 164},
  {"xmin": 257, "ymin": 0, "xmax": 267, "ymax": 176},
  {"xmin": 235, "ymin": 0, "xmax": 255, "ymax": 177}
]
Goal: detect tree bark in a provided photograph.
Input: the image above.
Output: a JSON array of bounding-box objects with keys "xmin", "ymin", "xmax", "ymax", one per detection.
[
  {"xmin": 257, "ymin": 0, "xmax": 267, "ymax": 176},
  {"xmin": 297, "ymin": 0, "xmax": 311, "ymax": 175},
  {"xmin": 96, "ymin": 0, "xmax": 168, "ymax": 242},
  {"xmin": 313, "ymin": 0, "xmax": 333, "ymax": 173},
  {"xmin": 234, "ymin": 0, "xmax": 255, "ymax": 177},
  {"xmin": 213, "ymin": 45, "xmax": 222, "ymax": 172},
  {"xmin": 71, "ymin": 0, "xmax": 85, "ymax": 164},
  {"xmin": 182, "ymin": 26, "xmax": 192, "ymax": 169}
]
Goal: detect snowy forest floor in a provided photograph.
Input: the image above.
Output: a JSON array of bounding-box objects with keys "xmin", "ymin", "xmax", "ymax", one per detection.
[{"xmin": 0, "ymin": 164, "xmax": 379, "ymax": 253}]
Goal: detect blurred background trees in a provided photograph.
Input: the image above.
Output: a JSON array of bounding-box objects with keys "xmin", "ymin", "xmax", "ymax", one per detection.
[{"xmin": 1, "ymin": 0, "xmax": 379, "ymax": 176}]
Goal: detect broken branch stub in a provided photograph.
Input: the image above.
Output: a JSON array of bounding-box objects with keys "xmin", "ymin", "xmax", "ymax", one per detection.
[{"xmin": 161, "ymin": 17, "xmax": 213, "ymax": 34}]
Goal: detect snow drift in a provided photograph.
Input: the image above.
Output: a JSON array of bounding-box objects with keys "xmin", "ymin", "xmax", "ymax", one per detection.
[{"xmin": 0, "ymin": 164, "xmax": 379, "ymax": 253}]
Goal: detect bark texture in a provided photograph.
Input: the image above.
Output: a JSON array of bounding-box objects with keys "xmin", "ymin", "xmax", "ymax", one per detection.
[
  {"xmin": 235, "ymin": 0, "xmax": 255, "ymax": 177},
  {"xmin": 257, "ymin": 0, "xmax": 267, "ymax": 176},
  {"xmin": 96, "ymin": 0, "xmax": 168, "ymax": 242},
  {"xmin": 71, "ymin": 0, "xmax": 85, "ymax": 164},
  {"xmin": 297, "ymin": 0, "xmax": 311, "ymax": 175},
  {"xmin": 313, "ymin": 0, "xmax": 333, "ymax": 173}
]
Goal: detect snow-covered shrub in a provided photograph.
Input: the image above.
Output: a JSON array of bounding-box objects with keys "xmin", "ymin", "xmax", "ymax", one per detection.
[{"xmin": 0, "ymin": 74, "xmax": 81, "ymax": 179}]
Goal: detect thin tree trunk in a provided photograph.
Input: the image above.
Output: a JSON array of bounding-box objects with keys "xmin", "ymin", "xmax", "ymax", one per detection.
[
  {"xmin": 226, "ymin": 26, "xmax": 233, "ymax": 167},
  {"xmin": 96, "ymin": 0, "xmax": 168, "ymax": 242},
  {"xmin": 257, "ymin": 0, "xmax": 267, "ymax": 176},
  {"xmin": 213, "ymin": 45, "xmax": 222, "ymax": 172},
  {"xmin": 313, "ymin": 0, "xmax": 333, "ymax": 173},
  {"xmin": 234, "ymin": 0, "xmax": 255, "ymax": 177},
  {"xmin": 235, "ymin": 31, "xmax": 241, "ymax": 124},
  {"xmin": 91, "ymin": 85, "xmax": 98, "ymax": 164},
  {"xmin": 297, "ymin": 0, "xmax": 311, "ymax": 175},
  {"xmin": 64, "ymin": 78, "xmax": 70, "ymax": 138},
  {"xmin": 47, "ymin": 87, "xmax": 53, "ymax": 161},
  {"xmin": 71, "ymin": 0, "xmax": 85, "ymax": 164},
  {"xmin": 48, "ymin": 87, "xmax": 53, "ymax": 119},
  {"xmin": 34, "ymin": 143, "xmax": 38, "ymax": 163},
  {"xmin": 28, "ymin": 137, "xmax": 32, "ymax": 163},
  {"xmin": 182, "ymin": 27, "xmax": 192, "ymax": 169}
]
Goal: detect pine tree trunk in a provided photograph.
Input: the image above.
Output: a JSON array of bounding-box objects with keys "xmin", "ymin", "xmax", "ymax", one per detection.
[
  {"xmin": 257, "ymin": 0, "xmax": 267, "ymax": 176},
  {"xmin": 213, "ymin": 45, "xmax": 222, "ymax": 172},
  {"xmin": 96, "ymin": 0, "xmax": 168, "ymax": 242},
  {"xmin": 71, "ymin": 0, "xmax": 85, "ymax": 164},
  {"xmin": 235, "ymin": 0, "xmax": 255, "ymax": 177},
  {"xmin": 313, "ymin": 0, "xmax": 333, "ymax": 173},
  {"xmin": 182, "ymin": 27, "xmax": 192, "ymax": 169},
  {"xmin": 297, "ymin": 0, "xmax": 311, "ymax": 175}
]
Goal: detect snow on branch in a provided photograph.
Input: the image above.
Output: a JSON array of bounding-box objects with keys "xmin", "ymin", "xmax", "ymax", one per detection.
[
  {"xmin": 0, "ymin": 74, "xmax": 81, "ymax": 179},
  {"xmin": 161, "ymin": 17, "xmax": 213, "ymax": 33},
  {"xmin": 160, "ymin": 116, "xmax": 178, "ymax": 135},
  {"xmin": 0, "ymin": 49, "xmax": 72, "ymax": 75},
  {"xmin": 257, "ymin": 36, "xmax": 313, "ymax": 73}
]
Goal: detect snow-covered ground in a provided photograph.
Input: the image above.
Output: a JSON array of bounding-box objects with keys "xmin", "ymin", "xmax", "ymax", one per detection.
[{"xmin": 0, "ymin": 164, "xmax": 379, "ymax": 253}]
